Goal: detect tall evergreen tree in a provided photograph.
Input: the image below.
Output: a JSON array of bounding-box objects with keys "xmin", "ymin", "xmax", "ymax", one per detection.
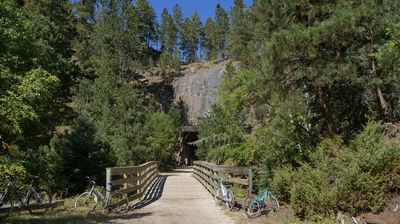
[
  {"xmin": 135, "ymin": 0, "xmax": 158, "ymax": 47},
  {"xmin": 228, "ymin": 0, "xmax": 250, "ymax": 59},
  {"xmin": 191, "ymin": 12, "xmax": 203, "ymax": 61},
  {"xmin": 203, "ymin": 18, "xmax": 218, "ymax": 60},
  {"xmin": 160, "ymin": 8, "xmax": 177, "ymax": 53},
  {"xmin": 172, "ymin": 4, "xmax": 183, "ymax": 58},
  {"xmin": 180, "ymin": 18, "xmax": 197, "ymax": 63},
  {"xmin": 215, "ymin": 4, "xmax": 229, "ymax": 59}
]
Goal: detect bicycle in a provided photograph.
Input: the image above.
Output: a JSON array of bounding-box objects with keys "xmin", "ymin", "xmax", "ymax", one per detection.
[
  {"xmin": 243, "ymin": 188, "xmax": 280, "ymax": 217},
  {"xmin": 74, "ymin": 176, "xmax": 129, "ymax": 214},
  {"xmin": 214, "ymin": 177, "xmax": 235, "ymax": 210},
  {"xmin": 0, "ymin": 175, "xmax": 52, "ymax": 220}
]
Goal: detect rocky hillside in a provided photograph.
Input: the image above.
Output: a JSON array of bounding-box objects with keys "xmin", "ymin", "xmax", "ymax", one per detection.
[{"xmin": 173, "ymin": 60, "xmax": 235, "ymax": 126}]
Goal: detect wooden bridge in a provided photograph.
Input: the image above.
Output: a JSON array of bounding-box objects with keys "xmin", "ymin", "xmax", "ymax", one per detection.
[{"xmin": 106, "ymin": 161, "xmax": 257, "ymax": 224}]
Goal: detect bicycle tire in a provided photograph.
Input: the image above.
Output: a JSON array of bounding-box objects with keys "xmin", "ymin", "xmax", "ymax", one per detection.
[
  {"xmin": 243, "ymin": 196, "xmax": 261, "ymax": 218},
  {"xmin": 268, "ymin": 194, "xmax": 280, "ymax": 212},
  {"xmin": 74, "ymin": 192, "xmax": 98, "ymax": 214},
  {"xmin": 0, "ymin": 191, "xmax": 13, "ymax": 220},
  {"xmin": 226, "ymin": 190, "xmax": 235, "ymax": 210},
  {"xmin": 214, "ymin": 188, "xmax": 223, "ymax": 205},
  {"xmin": 109, "ymin": 192, "xmax": 129, "ymax": 213},
  {"xmin": 27, "ymin": 189, "xmax": 52, "ymax": 215}
]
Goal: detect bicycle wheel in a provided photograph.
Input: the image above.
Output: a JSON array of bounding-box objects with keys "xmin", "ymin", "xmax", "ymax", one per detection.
[
  {"xmin": 74, "ymin": 192, "xmax": 98, "ymax": 214},
  {"xmin": 267, "ymin": 194, "xmax": 280, "ymax": 212},
  {"xmin": 109, "ymin": 192, "xmax": 129, "ymax": 213},
  {"xmin": 0, "ymin": 192, "xmax": 13, "ymax": 220},
  {"xmin": 243, "ymin": 196, "xmax": 261, "ymax": 218},
  {"xmin": 27, "ymin": 189, "xmax": 52, "ymax": 215},
  {"xmin": 214, "ymin": 188, "xmax": 223, "ymax": 205},
  {"xmin": 225, "ymin": 190, "xmax": 235, "ymax": 210}
]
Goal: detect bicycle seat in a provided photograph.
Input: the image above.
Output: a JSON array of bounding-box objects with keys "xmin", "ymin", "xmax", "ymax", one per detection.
[{"xmin": 251, "ymin": 188, "xmax": 259, "ymax": 194}]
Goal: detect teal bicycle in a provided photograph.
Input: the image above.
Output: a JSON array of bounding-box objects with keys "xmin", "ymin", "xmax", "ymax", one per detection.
[{"xmin": 243, "ymin": 188, "xmax": 280, "ymax": 217}]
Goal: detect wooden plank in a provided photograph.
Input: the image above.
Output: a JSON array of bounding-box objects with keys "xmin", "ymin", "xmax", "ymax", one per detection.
[
  {"xmin": 111, "ymin": 175, "xmax": 144, "ymax": 185},
  {"xmin": 128, "ymin": 193, "xmax": 142, "ymax": 202},
  {"xmin": 116, "ymin": 183, "xmax": 144, "ymax": 194},
  {"xmin": 108, "ymin": 162, "xmax": 157, "ymax": 175},
  {"xmin": 194, "ymin": 161, "xmax": 249, "ymax": 175},
  {"xmin": 105, "ymin": 161, "xmax": 159, "ymax": 208},
  {"xmin": 114, "ymin": 167, "xmax": 157, "ymax": 195}
]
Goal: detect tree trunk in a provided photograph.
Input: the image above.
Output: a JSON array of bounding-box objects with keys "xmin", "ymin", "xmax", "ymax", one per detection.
[
  {"xmin": 317, "ymin": 85, "xmax": 335, "ymax": 136},
  {"xmin": 371, "ymin": 59, "xmax": 389, "ymax": 120}
]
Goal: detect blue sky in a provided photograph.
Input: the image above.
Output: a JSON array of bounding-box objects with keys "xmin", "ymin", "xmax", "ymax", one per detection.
[{"xmin": 149, "ymin": 0, "xmax": 253, "ymax": 22}]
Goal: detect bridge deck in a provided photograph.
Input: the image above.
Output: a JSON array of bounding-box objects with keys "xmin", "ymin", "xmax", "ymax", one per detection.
[{"xmin": 114, "ymin": 168, "xmax": 235, "ymax": 224}]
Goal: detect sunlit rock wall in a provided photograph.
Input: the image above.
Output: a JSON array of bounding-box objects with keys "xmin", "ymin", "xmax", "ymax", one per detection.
[{"xmin": 173, "ymin": 60, "xmax": 231, "ymax": 126}]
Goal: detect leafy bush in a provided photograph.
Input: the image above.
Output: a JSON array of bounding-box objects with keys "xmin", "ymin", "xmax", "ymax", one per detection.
[
  {"xmin": 290, "ymin": 164, "xmax": 338, "ymax": 220},
  {"xmin": 270, "ymin": 165, "xmax": 295, "ymax": 203},
  {"xmin": 271, "ymin": 121, "xmax": 400, "ymax": 219}
]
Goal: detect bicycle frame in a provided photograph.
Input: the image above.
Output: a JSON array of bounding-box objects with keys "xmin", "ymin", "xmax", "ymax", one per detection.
[
  {"xmin": 217, "ymin": 178, "xmax": 232, "ymax": 201},
  {"xmin": 1, "ymin": 181, "xmax": 38, "ymax": 206},
  {"xmin": 86, "ymin": 182, "xmax": 111, "ymax": 209}
]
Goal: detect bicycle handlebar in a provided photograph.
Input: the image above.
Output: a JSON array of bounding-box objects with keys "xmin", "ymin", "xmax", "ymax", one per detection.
[{"xmin": 85, "ymin": 176, "xmax": 96, "ymax": 186}]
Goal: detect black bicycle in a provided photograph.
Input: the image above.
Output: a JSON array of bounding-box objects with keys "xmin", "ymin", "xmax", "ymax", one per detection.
[{"xmin": 0, "ymin": 175, "xmax": 52, "ymax": 219}]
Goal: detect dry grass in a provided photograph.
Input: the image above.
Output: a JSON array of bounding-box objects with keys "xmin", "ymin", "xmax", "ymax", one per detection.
[{"xmin": 2, "ymin": 197, "xmax": 140, "ymax": 224}]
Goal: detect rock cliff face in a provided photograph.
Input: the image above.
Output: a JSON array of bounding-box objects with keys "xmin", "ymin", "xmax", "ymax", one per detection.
[{"xmin": 173, "ymin": 60, "xmax": 231, "ymax": 126}]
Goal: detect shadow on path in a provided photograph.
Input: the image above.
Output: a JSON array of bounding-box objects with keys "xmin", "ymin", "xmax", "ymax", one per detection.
[{"xmin": 131, "ymin": 175, "xmax": 168, "ymax": 210}]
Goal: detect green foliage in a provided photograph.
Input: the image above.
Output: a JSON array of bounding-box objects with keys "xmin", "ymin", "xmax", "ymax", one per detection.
[
  {"xmin": 203, "ymin": 18, "xmax": 218, "ymax": 60},
  {"xmin": 74, "ymin": 75, "xmax": 147, "ymax": 166},
  {"xmin": 228, "ymin": 0, "xmax": 251, "ymax": 59},
  {"xmin": 214, "ymin": 4, "xmax": 229, "ymax": 59},
  {"xmin": 144, "ymin": 111, "xmax": 181, "ymax": 164},
  {"xmin": 159, "ymin": 51, "xmax": 181, "ymax": 72},
  {"xmin": 160, "ymin": 8, "xmax": 178, "ymax": 54},
  {"xmin": 180, "ymin": 18, "xmax": 198, "ymax": 63},
  {"xmin": 270, "ymin": 122, "xmax": 400, "ymax": 219},
  {"xmin": 60, "ymin": 113, "xmax": 115, "ymax": 194},
  {"xmin": 0, "ymin": 163, "xmax": 27, "ymax": 181},
  {"xmin": 270, "ymin": 165, "xmax": 295, "ymax": 203}
]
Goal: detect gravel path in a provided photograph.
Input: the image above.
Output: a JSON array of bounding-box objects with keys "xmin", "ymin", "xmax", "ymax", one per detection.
[{"xmin": 111, "ymin": 168, "xmax": 235, "ymax": 224}]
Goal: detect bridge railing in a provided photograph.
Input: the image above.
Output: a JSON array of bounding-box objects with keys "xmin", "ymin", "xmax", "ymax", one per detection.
[
  {"xmin": 192, "ymin": 161, "xmax": 254, "ymax": 198},
  {"xmin": 106, "ymin": 161, "xmax": 158, "ymax": 203}
]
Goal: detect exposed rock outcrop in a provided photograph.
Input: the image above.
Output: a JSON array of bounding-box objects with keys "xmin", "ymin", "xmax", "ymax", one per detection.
[{"xmin": 173, "ymin": 60, "xmax": 233, "ymax": 126}]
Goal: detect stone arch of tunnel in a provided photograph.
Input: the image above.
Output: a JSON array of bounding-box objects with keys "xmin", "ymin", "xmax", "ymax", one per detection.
[{"xmin": 175, "ymin": 126, "xmax": 199, "ymax": 166}]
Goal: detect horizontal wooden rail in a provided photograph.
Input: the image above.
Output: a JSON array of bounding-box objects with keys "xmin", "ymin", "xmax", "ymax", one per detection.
[
  {"xmin": 192, "ymin": 161, "xmax": 255, "ymax": 198},
  {"xmin": 106, "ymin": 161, "xmax": 158, "ymax": 204}
]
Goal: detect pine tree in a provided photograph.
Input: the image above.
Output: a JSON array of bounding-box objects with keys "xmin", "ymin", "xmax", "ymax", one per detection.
[
  {"xmin": 214, "ymin": 4, "xmax": 229, "ymax": 59},
  {"xmin": 203, "ymin": 18, "xmax": 218, "ymax": 60},
  {"xmin": 160, "ymin": 8, "xmax": 177, "ymax": 54},
  {"xmin": 228, "ymin": 0, "xmax": 250, "ymax": 59},
  {"xmin": 172, "ymin": 4, "xmax": 183, "ymax": 58},
  {"xmin": 135, "ymin": 0, "xmax": 158, "ymax": 47},
  {"xmin": 191, "ymin": 12, "xmax": 203, "ymax": 61},
  {"xmin": 180, "ymin": 18, "xmax": 197, "ymax": 63}
]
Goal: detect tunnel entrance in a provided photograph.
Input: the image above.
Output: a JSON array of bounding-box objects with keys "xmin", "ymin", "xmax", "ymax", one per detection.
[{"xmin": 175, "ymin": 126, "xmax": 199, "ymax": 166}]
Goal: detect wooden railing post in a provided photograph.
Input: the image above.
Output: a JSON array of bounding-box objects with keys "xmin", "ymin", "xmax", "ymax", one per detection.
[
  {"xmin": 123, "ymin": 173, "xmax": 128, "ymax": 190},
  {"xmin": 248, "ymin": 168, "xmax": 253, "ymax": 196},
  {"xmin": 105, "ymin": 161, "xmax": 159, "ymax": 205},
  {"xmin": 106, "ymin": 167, "xmax": 111, "ymax": 199}
]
